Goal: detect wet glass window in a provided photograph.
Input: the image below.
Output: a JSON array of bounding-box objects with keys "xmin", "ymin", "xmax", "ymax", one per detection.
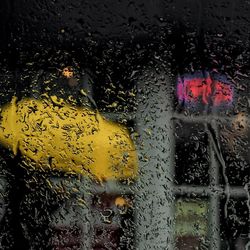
[{"xmin": 0, "ymin": 0, "xmax": 250, "ymax": 249}]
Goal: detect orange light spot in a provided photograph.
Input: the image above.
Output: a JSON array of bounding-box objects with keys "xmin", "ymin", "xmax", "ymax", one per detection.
[
  {"xmin": 62, "ymin": 67, "xmax": 74, "ymax": 78},
  {"xmin": 115, "ymin": 196, "xmax": 128, "ymax": 207},
  {"xmin": 232, "ymin": 113, "xmax": 248, "ymax": 133}
]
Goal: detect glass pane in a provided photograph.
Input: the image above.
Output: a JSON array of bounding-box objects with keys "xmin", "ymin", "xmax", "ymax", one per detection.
[
  {"xmin": 174, "ymin": 120, "xmax": 209, "ymax": 186},
  {"xmin": 220, "ymin": 197, "xmax": 250, "ymax": 249},
  {"xmin": 0, "ymin": 1, "xmax": 250, "ymax": 249},
  {"xmin": 175, "ymin": 197, "xmax": 209, "ymax": 250}
]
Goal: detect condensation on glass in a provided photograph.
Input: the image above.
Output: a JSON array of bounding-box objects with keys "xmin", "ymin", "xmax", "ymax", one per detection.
[{"xmin": 0, "ymin": 1, "xmax": 249, "ymax": 250}]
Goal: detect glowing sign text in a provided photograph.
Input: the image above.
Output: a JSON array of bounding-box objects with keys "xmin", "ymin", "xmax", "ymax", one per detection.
[{"xmin": 177, "ymin": 71, "xmax": 233, "ymax": 108}]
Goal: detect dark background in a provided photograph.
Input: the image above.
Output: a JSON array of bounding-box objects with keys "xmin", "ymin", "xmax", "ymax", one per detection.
[
  {"xmin": 1, "ymin": 0, "xmax": 250, "ymax": 107},
  {"xmin": 1, "ymin": 0, "xmax": 250, "ymax": 46},
  {"xmin": 0, "ymin": 1, "xmax": 249, "ymax": 249},
  {"xmin": 1, "ymin": 0, "xmax": 250, "ymax": 72}
]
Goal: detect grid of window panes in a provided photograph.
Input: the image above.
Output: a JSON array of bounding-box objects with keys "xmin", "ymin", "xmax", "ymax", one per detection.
[{"xmin": 173, "ymin": 72, "xmax": 250, "ymax": 250}]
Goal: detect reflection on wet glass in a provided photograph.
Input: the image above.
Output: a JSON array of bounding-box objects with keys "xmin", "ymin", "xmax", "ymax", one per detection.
[{"xmin": 0, "ymin": 2, "xmax": 250, "ymax": 249}]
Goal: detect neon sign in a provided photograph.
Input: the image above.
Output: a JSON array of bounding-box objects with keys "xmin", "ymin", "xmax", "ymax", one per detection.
[{"xmin": 177, "ymin": 71, "xmax": 233, "ymax": 108}]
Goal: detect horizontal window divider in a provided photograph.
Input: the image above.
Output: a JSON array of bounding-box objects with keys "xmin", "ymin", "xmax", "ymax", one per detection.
[{"xmin": 174, "ymin": 184, "xmax": 249, "ymax": 198}]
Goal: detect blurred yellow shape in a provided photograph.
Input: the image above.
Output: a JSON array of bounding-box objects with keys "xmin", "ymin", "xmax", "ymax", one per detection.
[{"xmin": 0, "ymin": 96, "xmax": 138, "ymax": 181}]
